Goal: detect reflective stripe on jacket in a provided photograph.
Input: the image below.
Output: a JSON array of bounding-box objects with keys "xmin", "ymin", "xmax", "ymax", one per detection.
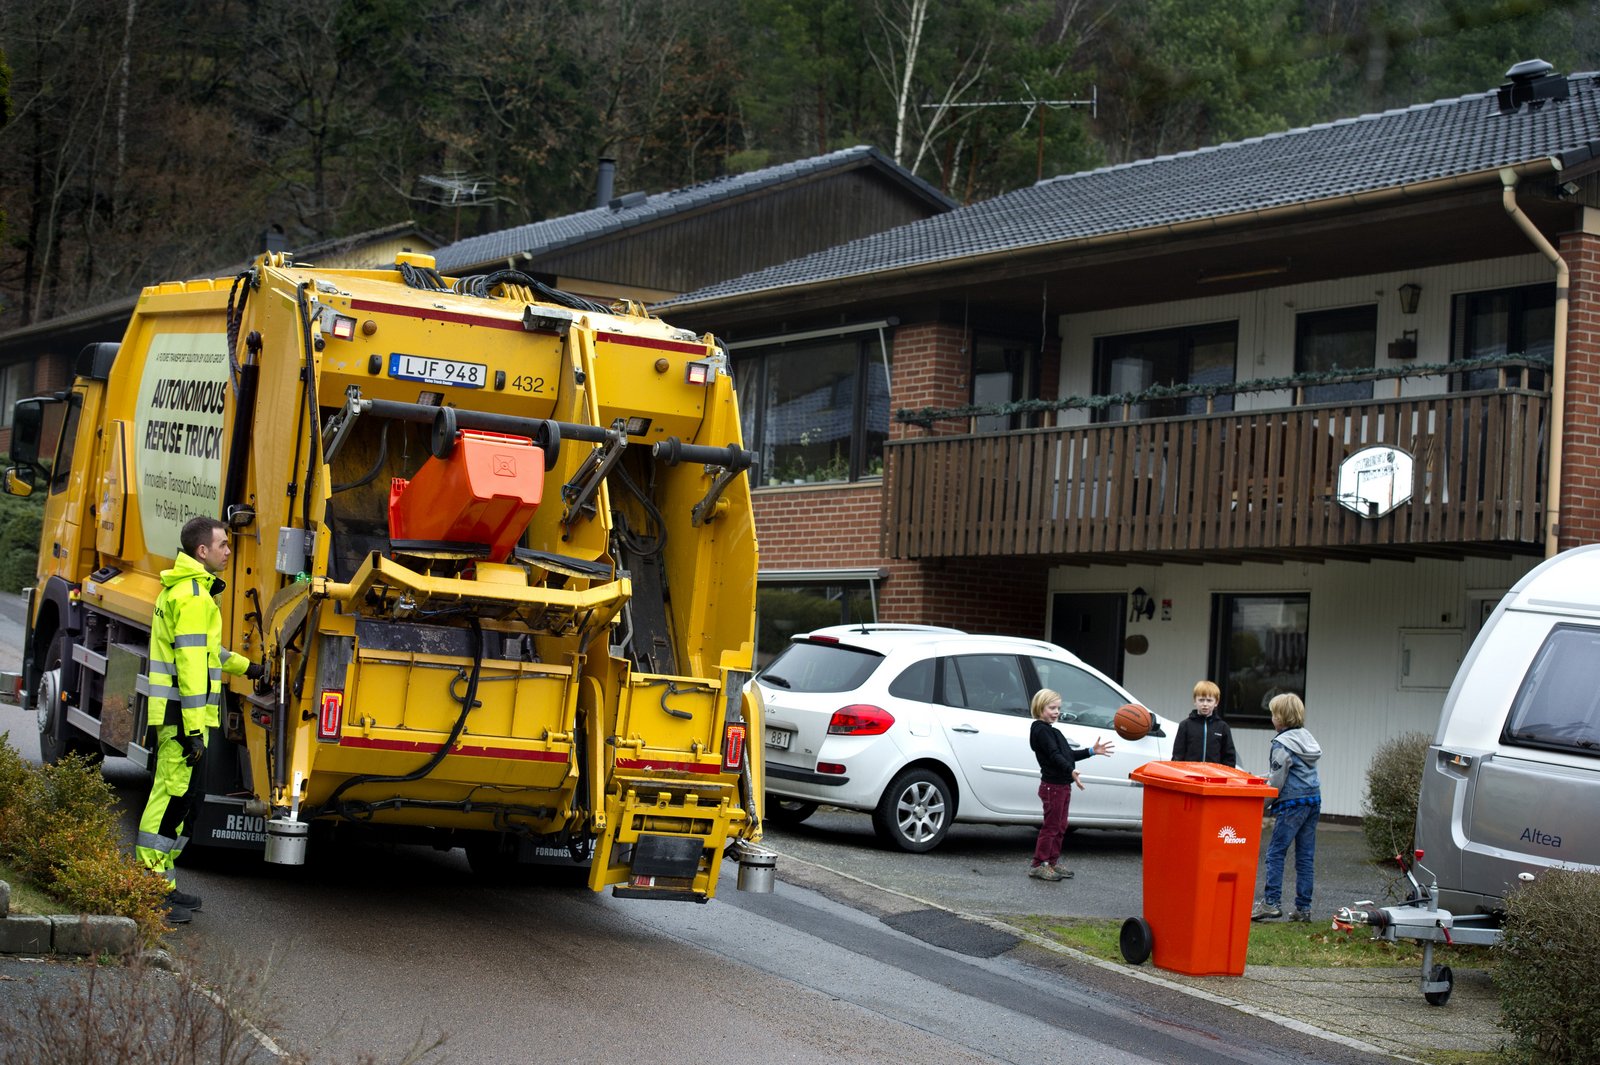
[{"xmin": 148, "ymin": 551, "xmax": 250, "ymax": 734}]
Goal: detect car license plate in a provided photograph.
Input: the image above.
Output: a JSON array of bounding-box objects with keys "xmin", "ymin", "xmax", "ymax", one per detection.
[
  {"xmin": 388, "ymin": 353, "xmax": 488, "ymax": 388},
  {"xmin": 765, "ymin": 727, "xmax": 792, "ymax": 750}
]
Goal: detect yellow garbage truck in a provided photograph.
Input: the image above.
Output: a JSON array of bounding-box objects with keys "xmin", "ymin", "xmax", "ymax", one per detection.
[{"xmin": 4, "ymin": 252, "xmax": 772, "ymax": 901}]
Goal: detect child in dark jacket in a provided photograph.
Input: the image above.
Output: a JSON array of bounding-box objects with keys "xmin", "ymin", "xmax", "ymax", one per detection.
[
  {"xmin": 1170, "ymin": 679, "xmax": 1238, "ymax": 766},
  {"xmin": 1028, "ymin": 688, "xmax": 1113, "ymax": 882}
]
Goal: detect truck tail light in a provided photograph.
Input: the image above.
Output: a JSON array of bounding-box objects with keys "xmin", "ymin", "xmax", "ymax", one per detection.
[
  {"xmin": 827, "ymin": 704, "xmax": 894, "ymax": 736},
  {"xmin": 721, "ymin": 723, "xmax": 747, "ymax": 772},
  {"xmin": 318, "ymin": 690, "xmax": 343, "ymax": 741}
]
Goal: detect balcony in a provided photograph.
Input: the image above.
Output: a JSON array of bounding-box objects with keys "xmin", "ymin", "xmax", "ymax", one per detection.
[{"xmin": 884, "ymin": 363, "xmax": 1548, "ymax": 562}]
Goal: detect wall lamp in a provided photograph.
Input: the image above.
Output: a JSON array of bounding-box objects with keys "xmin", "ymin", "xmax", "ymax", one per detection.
[
  {"xmin": 1398, "ymin": 283, "xmax": 1422, "ymax": 315},
  {"xmin": 1129, "ymin": 587, "xmax": 1155, "ymax": 622}
]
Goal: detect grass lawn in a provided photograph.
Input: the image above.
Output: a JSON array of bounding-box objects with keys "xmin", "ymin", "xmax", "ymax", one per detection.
[
  {"xmin": 1010, "ymin": 913, "xmax": 1496, "ymax": 970},
  {"xmin": 0, "ymin": 859, "xmax": 69, "ymax": 915}
]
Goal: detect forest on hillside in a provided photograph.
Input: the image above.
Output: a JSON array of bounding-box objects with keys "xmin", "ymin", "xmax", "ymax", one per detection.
[{"xmin": 0, "ymin": 0, "xmax": 1595, "ymax": 329}]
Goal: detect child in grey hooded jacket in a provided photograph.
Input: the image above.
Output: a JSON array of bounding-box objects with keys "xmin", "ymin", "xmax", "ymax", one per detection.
[{"xmin": 1253, "ymin": 693, "xmax": 1323, "ymax": 921}]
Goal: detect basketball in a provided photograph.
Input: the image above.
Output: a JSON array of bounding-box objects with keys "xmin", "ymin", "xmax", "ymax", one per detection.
[{"xmin": 1113, "ymin": 703, "xmax": 1152, "ymax": 741}]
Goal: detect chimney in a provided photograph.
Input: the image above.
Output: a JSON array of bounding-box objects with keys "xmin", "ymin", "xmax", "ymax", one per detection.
[{"xmin": 595, "ymin": 158, "xmax": 616, "ymax": 208}]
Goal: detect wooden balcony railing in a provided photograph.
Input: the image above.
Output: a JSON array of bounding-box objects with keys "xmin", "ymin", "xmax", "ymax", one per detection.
[{"xmin": 884, "ymin": 389, "xmax": 1548, "ymax": 559}]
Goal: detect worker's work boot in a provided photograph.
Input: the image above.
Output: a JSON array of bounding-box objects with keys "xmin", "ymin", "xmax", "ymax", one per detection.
[
  {"xmin": 167, "ymin": 888, "xmax": 203, "ymax": 911},
  {"xmin": 161, "ymin": 899, "xmax": 194, "ymax": 925}
]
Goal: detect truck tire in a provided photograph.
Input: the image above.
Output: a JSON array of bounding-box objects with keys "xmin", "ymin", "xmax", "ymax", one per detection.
[
  {"xmin": 872, "ymin": 767, "xmax": 953, "ymax": 852},
  {"xmin": 36, "ymin": 635, "xmax": 97, "ymax": 764}
]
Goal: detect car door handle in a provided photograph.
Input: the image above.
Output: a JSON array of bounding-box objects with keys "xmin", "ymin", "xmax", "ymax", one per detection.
[{"xmin": 951, "ymin": 725, "xmax": 980, "ymax": 734}]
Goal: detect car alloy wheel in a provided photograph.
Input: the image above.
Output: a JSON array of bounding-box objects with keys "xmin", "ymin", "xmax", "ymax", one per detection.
[{"xmin": 873, "ymin": 767, "xmax": 953, "ymax": 852}]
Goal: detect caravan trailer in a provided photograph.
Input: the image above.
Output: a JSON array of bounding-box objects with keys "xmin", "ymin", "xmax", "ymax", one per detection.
[
  {"xmin": 1336, "ymin": 545, "xmax": 1600, "ymax": 1005},
  {"xmin": 1414, "ymin": 543, "xmax": 1600, "ymax": 914}
]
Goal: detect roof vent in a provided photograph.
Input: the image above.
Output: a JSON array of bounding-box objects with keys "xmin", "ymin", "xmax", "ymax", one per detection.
[
  {"xmin": 1496, "ymin": 59, "xmax": 1568, "ymax": 114},
  {"xmin": 608, "ymin": 190, "xmax": 648, "ymax": 211}
]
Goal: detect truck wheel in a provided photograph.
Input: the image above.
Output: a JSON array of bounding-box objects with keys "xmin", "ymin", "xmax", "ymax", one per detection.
[
  {"xmin": 36, "ymin": 635, "xmax": 96, "ymax": 764},
  {"xmin": 766, "ymin": 798, "xmax": 818, "ymax": 826},
  {"xmin": 872, "ymin": 767, "xmax": 953, "ymax": 852}
]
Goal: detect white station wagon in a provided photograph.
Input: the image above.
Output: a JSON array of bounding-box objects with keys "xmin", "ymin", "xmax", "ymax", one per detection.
[{"xmin": 752, "ymin": 625, "xmax": 1175, "ymax": 851}]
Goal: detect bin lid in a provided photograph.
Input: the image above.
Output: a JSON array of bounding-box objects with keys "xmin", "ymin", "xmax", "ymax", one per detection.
[{"xmin": 1130, "ymin": 760, "xmax": 1277, "ymax": 797}]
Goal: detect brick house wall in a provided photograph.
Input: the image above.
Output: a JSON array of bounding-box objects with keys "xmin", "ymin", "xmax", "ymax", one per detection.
[
  {"xmin": 752, "ymin": 317, "xmax": 1055, "ymax": 638},
  {"xmin": 1559, "ymin": 229, "xmax": 1600, "ymax": 549}
]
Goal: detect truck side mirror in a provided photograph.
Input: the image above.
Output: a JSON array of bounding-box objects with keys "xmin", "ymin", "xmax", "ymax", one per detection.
[
  {"xmin": 3, "ymin": 465, "xmax": 34, "ymax": 497},
  {"xmin": 9, "ymin": 398, "xmax": 44, "ymax": 466}
]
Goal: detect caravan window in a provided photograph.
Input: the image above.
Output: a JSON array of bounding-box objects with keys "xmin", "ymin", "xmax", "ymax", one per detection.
[{"xmin": 1502, "ymin": 624, "xmax": 1600, "ymax": 758}]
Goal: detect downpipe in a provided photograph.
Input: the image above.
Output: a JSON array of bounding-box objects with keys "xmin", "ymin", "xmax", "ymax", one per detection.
[{"xmin": 1500, "ymin": 168, "xmax": 1569, "ymax": 557}]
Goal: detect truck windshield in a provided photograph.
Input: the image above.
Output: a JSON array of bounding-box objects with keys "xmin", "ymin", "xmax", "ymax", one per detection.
[{"xmin": 1502, "ymin": 623, "xmax": 1600, "ymax": 756}]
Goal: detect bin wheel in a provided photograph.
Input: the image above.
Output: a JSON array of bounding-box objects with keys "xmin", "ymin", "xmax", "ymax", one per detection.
[
  {"xmin": 1424, "ymin": 964, "xmax": 1453, "ymax": 1007},
  {"xmin": 1120, "ymin": 917, "xmax": 1154, "ymax": 965}
]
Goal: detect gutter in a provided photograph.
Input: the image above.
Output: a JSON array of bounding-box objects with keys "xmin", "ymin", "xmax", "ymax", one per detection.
[
  {"xmin": 665, "ymin": 159, "xmax": 1560, "ymax": 315},
  {"xmin": 1500, "ymin": 168, "xmax": 1569, "ymax": 558}
]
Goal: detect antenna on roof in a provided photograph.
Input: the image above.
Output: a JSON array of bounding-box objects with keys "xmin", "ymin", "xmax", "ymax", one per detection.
[{"xmin": 923, "ymin": 83, "xmax": 1097, "ymax": 183}]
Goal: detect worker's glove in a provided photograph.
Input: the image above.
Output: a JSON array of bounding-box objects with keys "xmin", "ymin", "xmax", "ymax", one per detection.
[
  {"xmin": 244, "ymin": 661, "xmax": 265, "ymax": 681},
  {"xmin": 178, "ymin": 731, "xmax": 206, "ymax": 767}
]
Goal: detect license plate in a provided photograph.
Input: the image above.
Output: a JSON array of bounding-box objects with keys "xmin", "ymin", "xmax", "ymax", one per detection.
[
  {"xmin": 765, "ymin": 728, "xmax": 792, "ymax": 750},
  {"xmin": 389, "ymin": 353, "xmax": 488, "ymax": 388}
]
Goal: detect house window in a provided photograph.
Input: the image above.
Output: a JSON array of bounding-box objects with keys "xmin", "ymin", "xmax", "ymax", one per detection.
[
  {"xmin": 734, "ymin": 331, "xmax": 890, "ymax": 486},
  {"xmin": 1295, "ymin": 305, "xmax": 1376, "ymax": 403},
  {"xmin": 1451, "ymin": 283, "xmax": 1554, "ymax": 391},
  {"xmin": 971, "ymin": 334, "xmax": 1037, "ymax": 432},
  {"xmin": 0, "ymin": 362, "xmax": 32, "ymax": 429},
  {"xmin": 1093, "ymin": 322, "xmax": 1237, "ymax": 421},
  {"xmin": 755, "ymin": 578, "xmax": 878, "ymax": 667},
  {"xmin": 1209, "ymin": 593, "xmax": 1309, "ymax": 726}
]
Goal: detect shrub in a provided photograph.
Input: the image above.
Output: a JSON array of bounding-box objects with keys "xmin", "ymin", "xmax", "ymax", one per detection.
[
  {"xmin": 0, "ymin": 743, "xmax": 167, "ymax": 945},
  {"xmin": 0, "ymin": 489, "xmax": 43, "ymax": 593},
  {"xmin": 1497, "ymin": 867, "xmax": 1600, "ymax": 1063},
  {"xmin": 1361, "ymin": 730, "xmax": 1431, "ymax": 864}
]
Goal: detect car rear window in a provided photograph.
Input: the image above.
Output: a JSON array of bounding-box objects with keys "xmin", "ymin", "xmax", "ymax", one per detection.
[
  {"xmin": 1503, "ymin": 624, "xmax": 1600, "ymax": 758},
  {"xmin": 758, "ymin": 641, "xmax": 883, "ymax": 693}
]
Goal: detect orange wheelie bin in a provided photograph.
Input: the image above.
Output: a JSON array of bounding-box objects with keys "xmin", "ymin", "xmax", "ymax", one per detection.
[{"xmin": 1120, "ymin": 762, "xmax": 1277, "ymax": 977}]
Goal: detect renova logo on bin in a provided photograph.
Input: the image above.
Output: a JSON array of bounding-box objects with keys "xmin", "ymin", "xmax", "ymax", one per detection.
[{"xmin": 1217, "ymin": 826, "xmax": 1250, "ymax": 845}]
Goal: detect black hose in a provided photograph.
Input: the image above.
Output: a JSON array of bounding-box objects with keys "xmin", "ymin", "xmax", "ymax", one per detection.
[
  {"xmin": 314, "ymin": 617, "xmax": 485, "ymax": 818},
  {"xmin": 331, "ymin": 421, "xmax": 391, "ymax": 493}
]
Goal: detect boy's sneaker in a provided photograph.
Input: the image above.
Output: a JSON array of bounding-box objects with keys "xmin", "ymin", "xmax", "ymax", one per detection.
[
  {"xmin": 1051, "ymin": 865, "xmax": 1074, "ymax": 880},
  {"xmin": 160, "ymin": 899, "xmax": 194, "ymax": 925},
  {"xmin": 1028, "ymin": 864, "xmax": 1063, "ymax": 881},
  {"xmin": 1250, "ymin": 901, "xmax": 1282, "ymax": 921},
  {"xmin": 167, "ymin": 888, "xmax": 203, "ymax": 911},
  {"xmin": 1289, "ymin": 909, "xmax": 1312, "ymax": 922}
]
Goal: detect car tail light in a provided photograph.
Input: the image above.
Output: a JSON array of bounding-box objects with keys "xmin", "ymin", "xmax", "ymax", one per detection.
[
  {"xmin": 318, "ymin": 690, "xmax": 343, "ymax": 741},
  {"xmin": 808, "ymin": 635, "xmax": 839, "ymax": 644},
  {"xmin": 827, "ymin": 704, "xmax": 894, "ymax": 736},
  {"xmin": 721, "ymin": 722, "xmax": 747, "ymax": 772},
  {"xmin": 817, "ymin": 762, "xmax": 847, "ymax": 775}
]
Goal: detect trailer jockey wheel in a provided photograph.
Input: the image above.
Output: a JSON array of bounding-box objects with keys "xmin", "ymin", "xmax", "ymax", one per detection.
[
  {"xmin": 1424, "ymin": 964, "xmax": 1453, "ymax": 1006},
  {"xmin": 1120, "ymin": 917, "xmax": 1154, "ymax": 965}
]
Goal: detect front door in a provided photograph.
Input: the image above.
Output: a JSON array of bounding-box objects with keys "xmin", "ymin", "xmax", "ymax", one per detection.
[{"xmin": 1050, "ymin": 593, "xmax": 1126, "ymax": 684}]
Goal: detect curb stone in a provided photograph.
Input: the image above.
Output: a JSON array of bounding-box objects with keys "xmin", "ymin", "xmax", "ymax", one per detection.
[{"xmin": 0, "ymin": 880, "xmax": 139, "ymax": 957}]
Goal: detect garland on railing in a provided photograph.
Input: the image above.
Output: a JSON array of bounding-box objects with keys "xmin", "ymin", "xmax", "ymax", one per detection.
[{"xmin": 894, "ymin": 354, "xmax": 1552, "ymax": 428}]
